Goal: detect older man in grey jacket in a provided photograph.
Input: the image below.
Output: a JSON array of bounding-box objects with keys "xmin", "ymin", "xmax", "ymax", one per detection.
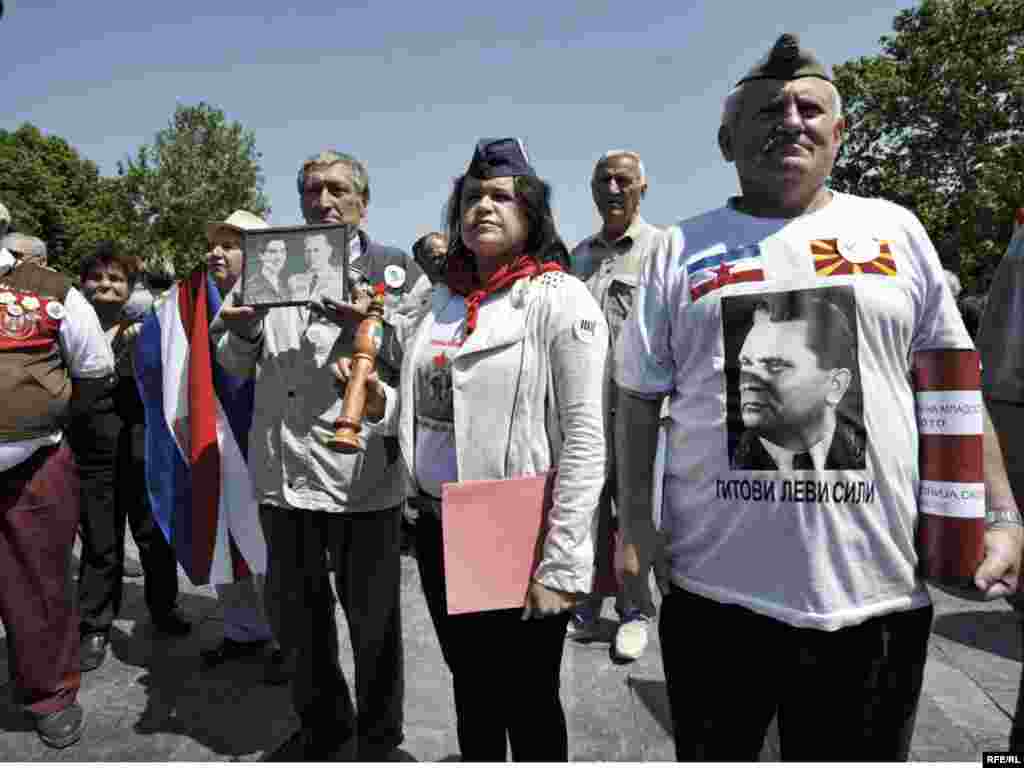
[{"xmin": 213, "ymin": 150, "xmax": 407, "ymax": 762}]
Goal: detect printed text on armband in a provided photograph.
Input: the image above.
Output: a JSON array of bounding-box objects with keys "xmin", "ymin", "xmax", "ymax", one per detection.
[
  {"xmin": 919, "ymin": 479, "xmax": 986, "ymax": 519},
  {"xmin": 915, "ymin": 391, "xmax": 983, "ymax": 436},
  {"xmin": 716, "ymin": 478, "xmax": 876, "ymax": 504}
]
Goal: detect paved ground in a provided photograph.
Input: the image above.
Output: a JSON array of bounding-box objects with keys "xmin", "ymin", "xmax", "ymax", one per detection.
[{"xmin": 1, "ymin": 533, "xmax": 1021, "ymax": 762}]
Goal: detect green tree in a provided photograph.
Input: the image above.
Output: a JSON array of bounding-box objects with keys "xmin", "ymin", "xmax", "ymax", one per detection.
[
  {"xmin": 831, "ymin": 0, "xmax": 1024, "ymax": 292},
  {"xmin": 119, "ymin": 101, "xmax": 270, "ymax": 277},
  {"xmin": 0, "ymin": 124, "xmax": 130, "ymax": 276}
]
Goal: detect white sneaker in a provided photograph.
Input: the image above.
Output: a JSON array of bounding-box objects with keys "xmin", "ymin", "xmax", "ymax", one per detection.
[{"xmin": 614, "ymin": 617, "xmax": 651, "ymax": 661}]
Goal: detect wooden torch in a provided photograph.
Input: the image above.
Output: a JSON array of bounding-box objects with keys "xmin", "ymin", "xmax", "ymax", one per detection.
[{"xmin": 327, "ymin": 289, "xmax": 387, "ymax": 454}]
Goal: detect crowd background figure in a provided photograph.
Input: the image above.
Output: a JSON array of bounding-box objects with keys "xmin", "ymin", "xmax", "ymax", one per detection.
[{"xmin": 4, "ymin": 28, "xmax": 1024, "ymax": 765}]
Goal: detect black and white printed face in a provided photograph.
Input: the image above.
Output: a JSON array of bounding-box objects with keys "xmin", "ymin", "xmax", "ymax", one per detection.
[
  {"xmin": 723, "ymin": 286, "xmax": 862, "ymax": 471},
  {"xmin": 738, "ymin": 317, "xmax": 834, "ymax": 449},
  {"xmin": 260, "ymin": 239, "xmax": 287, "ymax": 276},
  {"xmin": 304, "ymin": 234, "xmax": 334, "ymax": 275}
]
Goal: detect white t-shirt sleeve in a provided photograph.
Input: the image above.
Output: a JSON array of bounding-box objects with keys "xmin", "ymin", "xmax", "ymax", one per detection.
[
  {"xmin": 615, "ymin": 224, "xmax": 677, "ymax": 397},
  {"xmin": 902, "ymin": 207, "xmax": 973, "ymax": 352},
  {"xmin": 59, "ymin": 288, "xmax": 115, "ymax": 378}
]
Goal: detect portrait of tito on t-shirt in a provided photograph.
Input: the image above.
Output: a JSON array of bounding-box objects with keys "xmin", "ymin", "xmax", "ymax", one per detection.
[{"xmin": 723, "ymin": 286, "xmax": 866, "ymax": 472}]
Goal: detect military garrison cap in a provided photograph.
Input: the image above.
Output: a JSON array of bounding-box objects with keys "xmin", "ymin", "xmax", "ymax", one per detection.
[
  {"xmin": 466, "ymin": 138, "xmax": 536, "ymax": 179},
  {"xmin": 736, "ymin": 33, "xmax": 831, "ymax": 86}
]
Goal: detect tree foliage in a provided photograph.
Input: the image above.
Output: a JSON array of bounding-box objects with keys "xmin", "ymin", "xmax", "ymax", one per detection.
[
  {"xmin": 831, "ymin": 0, "xmax": 1024, "ymax": 292},
  {"xmin": 0, "ymin": 124, "xmax": 130, "ymax": 276},
  {"xmin": 118, "ymin": 101, "xmax": 269, "ymax": 277}
]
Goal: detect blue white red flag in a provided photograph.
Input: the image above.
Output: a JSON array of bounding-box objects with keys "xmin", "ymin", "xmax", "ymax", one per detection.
[
  {"xmin": 134, "ymin": 268, "xmax": 266, "ymax": 585},
  {"xmin": 687, "ymin": 244, "xmax": 766, "ymax": 301}
]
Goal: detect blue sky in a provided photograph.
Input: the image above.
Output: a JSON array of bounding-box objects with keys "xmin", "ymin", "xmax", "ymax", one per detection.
[{"xmin": 4, "ymin": 1, "xmax": 909, "ymax": 252}]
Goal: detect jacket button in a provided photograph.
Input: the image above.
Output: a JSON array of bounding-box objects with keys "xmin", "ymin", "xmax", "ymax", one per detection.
[{"xmin": 288, "ymin": 390, "xmax": 296, "ymax": 398}]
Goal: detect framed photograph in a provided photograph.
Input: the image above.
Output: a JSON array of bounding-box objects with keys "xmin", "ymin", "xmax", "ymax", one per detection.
[{"xmin": 239, "ymin": 223, "xmax": 350, "ymax": 308}]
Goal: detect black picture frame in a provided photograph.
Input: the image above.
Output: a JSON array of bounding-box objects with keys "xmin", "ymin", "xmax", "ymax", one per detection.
[{"xmin": 239, "ymin": 223, "xmax": 350, "ymax": 308}]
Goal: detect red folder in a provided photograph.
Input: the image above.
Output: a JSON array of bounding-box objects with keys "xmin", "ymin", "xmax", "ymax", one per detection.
[{"xmin": 442, "ymin": 473, "xmax": 555, "ymax": 615}]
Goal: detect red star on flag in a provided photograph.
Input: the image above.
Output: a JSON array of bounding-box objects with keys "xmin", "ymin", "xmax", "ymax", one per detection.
[{"xmin": 714, "ymin": 262, "xmax": 733, "ymax": 288}]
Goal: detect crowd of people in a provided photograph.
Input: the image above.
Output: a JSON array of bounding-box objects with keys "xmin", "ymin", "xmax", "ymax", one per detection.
[{"xmin": 2, "ymin": 32, "xmax": 1024, "ymax": 762}]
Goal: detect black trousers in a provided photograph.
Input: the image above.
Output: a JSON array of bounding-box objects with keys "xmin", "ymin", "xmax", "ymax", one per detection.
[
  {"xmin": 660, "ymin": 586, "xmax": 933, "ymax": 762},
  {"xmin": 259, "ymin": 504, "xmax": 404, "ymax": 757},
  {"xmin": 71, "ymin": 400, "xmax": 179, "ymax": 635},
  {"xmin": 415, "ymin": 511, "xmax": 570, "ymax": 762}
]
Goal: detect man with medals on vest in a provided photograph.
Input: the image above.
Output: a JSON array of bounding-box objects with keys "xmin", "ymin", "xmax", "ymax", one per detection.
[{"xmin": 0, "ymin": 235, "xmax": 114, "ymax": 749}]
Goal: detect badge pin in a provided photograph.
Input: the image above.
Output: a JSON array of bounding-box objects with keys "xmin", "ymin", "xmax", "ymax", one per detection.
[
  {"xmin": 0, "ymin": 292, "xmax": 15, "ymax": 305},
  {"xmin": 45, "ymin": 301, "xmax": 65, "ymax": 320},
  {"xmin": 384, "ymin": 265, "xmax": 406, "ymax": 289},
  {"xmin": 21, "ymin": 295, "xmax": 40, "ymax": 311},
  {"xmin": 573, "ymin": 317, "xmax": 598, "ymax": 343},
  {"xmin": 838, "ymin": 238, "xmax": 877, "ymax": 264},
  {"xmin": 6, "ymin": 303, "xmax": 23, "ymax": 317}
]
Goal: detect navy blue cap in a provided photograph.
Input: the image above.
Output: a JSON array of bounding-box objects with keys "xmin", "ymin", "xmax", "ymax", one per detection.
[{"xmin": 466, "ymin": 137, "xmax": 535, "ymax": 179}]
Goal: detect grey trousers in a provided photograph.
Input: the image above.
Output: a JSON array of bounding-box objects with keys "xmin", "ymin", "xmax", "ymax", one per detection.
[{"xmin": 259, "ymin": 504, "xmax": 404, "ymax": 753}]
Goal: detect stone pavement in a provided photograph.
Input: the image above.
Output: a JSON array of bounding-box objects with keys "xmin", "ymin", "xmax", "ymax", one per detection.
[{"xmin": 1, "ymin": 536, "xmax": 1021, "ymax": 762}]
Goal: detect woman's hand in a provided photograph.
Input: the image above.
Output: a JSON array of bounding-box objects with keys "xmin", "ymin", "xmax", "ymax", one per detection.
[
  {"xmin": 332, "ymin": 356, "xmax": 386, "ymax": 422},
  {"xmin": 521, "ymin": 581, "xmax": 576, "ymax": 620}
]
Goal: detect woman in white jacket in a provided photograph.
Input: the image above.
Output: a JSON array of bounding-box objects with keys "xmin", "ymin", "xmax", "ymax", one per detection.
[{"xmin": 399, "ymin": 138, "xmax": 608, "ymax": 761}]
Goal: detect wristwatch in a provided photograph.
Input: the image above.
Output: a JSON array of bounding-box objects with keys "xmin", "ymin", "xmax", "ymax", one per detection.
[{"xmin": 987, "ymin": 506, "xmax": 1024, "ymax": 527}]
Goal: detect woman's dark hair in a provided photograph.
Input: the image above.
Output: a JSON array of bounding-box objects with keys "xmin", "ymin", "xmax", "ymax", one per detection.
[
  {"xmin": 79, "ymin": 240, "xmax": 139, "ymax": 286},
  {"xmin": 443, "ymin": 174, "xmax": 570, "ymax": 277}
]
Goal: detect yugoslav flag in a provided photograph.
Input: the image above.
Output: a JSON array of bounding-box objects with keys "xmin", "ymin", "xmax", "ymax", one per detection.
[
  {"xmin": 687, "ymin": 244, "xmax": 766, "ymax": 301},
  {"xmin": 134, "ymin": 268, "xmax": 266, "ymax": 585}
]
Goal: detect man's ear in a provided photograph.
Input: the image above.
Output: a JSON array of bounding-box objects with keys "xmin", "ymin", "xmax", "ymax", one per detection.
[
  {"xmin": 718, "ymin": 125, "xmax": 734, "ymax": 162},
  {"xmin": 640, "ymin": 182, "xmax": 648, "ymax": 199},
  {"xmin": 831, "ymin": 116, "xmax": 846, "ymax": 161},
  {"xmin": 827, "ymin": 368, "xmax": 853, "ymax": 407}
]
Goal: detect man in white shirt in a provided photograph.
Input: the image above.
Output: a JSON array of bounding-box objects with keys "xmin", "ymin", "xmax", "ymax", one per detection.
[
  {"xmin": 568, "ymin": 150, "xmax": 663, "ymax": 661},
  {"xmin": 616, "ymin": 33, "xmax": 1022, "ymax": 761}
]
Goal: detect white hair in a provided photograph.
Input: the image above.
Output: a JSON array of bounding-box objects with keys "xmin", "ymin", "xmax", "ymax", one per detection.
[
  {"xmin": 721, "ymin": 80, "xmax": 843, "ymax": 128},
  {"xmin": 596, "ymin": 149, "xmax": 646, "ymax": 184}
]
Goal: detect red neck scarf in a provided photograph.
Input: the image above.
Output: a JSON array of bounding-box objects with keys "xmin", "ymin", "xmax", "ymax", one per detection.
[{"xmin": 446, "ymin": 251, "xmax": 563, "ymax": 336}]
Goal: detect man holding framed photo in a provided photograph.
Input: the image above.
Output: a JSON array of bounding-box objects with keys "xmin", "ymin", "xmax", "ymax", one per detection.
[{"xmin": 211, "ymin": 150, "xmax": 413, "ymax": 762}]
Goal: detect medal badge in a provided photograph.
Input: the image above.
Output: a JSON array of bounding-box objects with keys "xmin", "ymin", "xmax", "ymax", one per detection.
[
  {"xmin": 384, "ymin": 265, "xmax": 406, "ymax": 289},
  {"xmin": 1, "ymin": 301, "xmax": 36, "ymax": 340},
  {"xmin": 46, "ymin": 301, "xmax": 66, "ymax": 320},
  {"xmin": 837, "ymin": 238, "xmax": 877, "ymax": 265}
]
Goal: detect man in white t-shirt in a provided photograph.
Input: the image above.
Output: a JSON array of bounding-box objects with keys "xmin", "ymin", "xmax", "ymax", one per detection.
[{"xmin": 615, "ymin": 33, "xmax": 1023, "ymax": 762}]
